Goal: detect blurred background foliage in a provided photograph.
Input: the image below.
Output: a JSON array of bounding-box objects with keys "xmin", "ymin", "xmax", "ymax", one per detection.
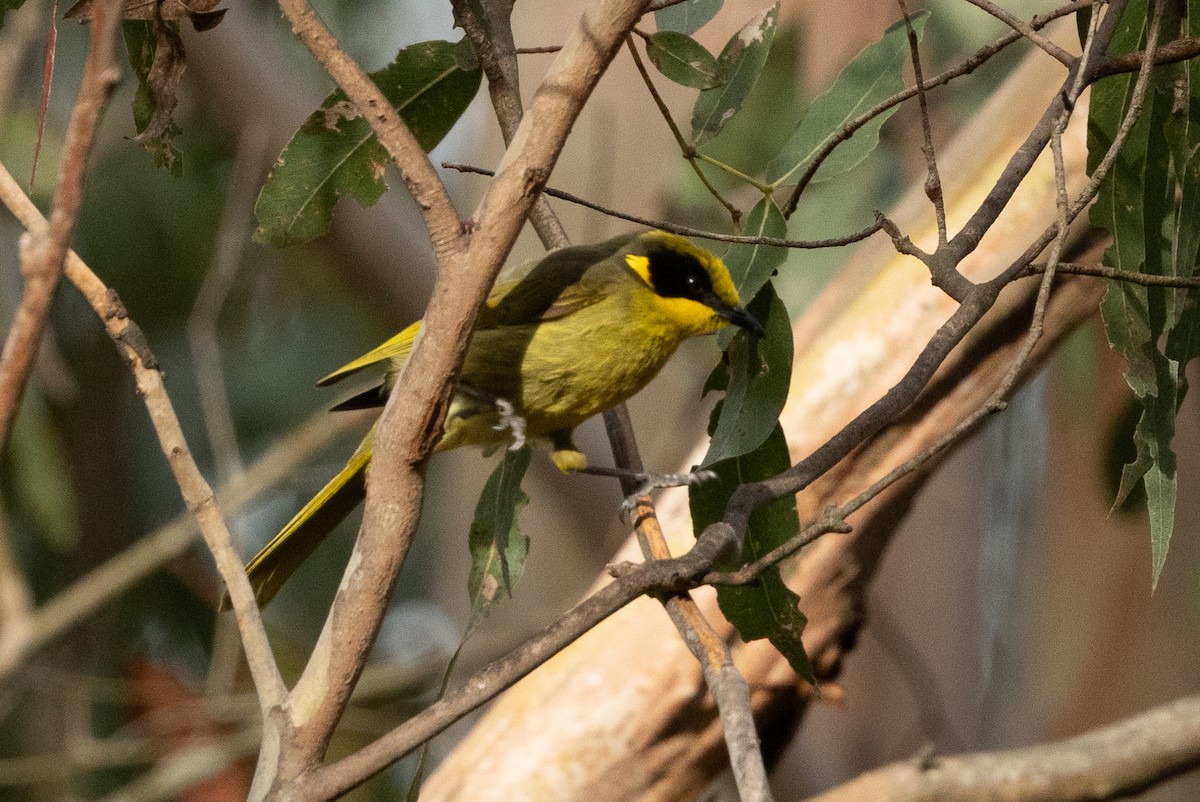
[{"xmin": 0, "ymin": 0, "xmax": 1197, "ymax": 799}]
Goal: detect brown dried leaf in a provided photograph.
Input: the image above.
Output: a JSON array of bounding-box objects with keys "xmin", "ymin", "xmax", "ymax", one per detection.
[
  {"xmin": 129, "ymin": 14, "xmax": 185, "ymax": 145},
  {"xmin": 65, "ymin": 0, "xmax": 225, "ymax": 31}
]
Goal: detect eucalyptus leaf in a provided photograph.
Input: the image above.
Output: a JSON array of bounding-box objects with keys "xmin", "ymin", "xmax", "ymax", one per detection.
[
  {"xmin": 705, "ymin": 285, "xmax": 792, "ymax": 465},
  {"xmin": 123, "ymin": 20, "xmax": 184, "ymax": 174},
  {"xmin": 691, "ymin": 1, "xmax": 778, "ymax": 146},
  {"xmin": 467, "ymin": 445, "xmax": 531, "ymax": 629},
  {"xmin": 254, "ymin": 40, "xmax": 481, "ymax": 247},
  {"xmin": 655, "ymin": 0, "xmax": 722, "ymax": 35},
  {"xmin": 720, "ymin": 196, "xmax": 787, "ymax": 323},
  {"xmin": 767, "ymin": 11, "xmax": 927, "ymax": 187},
  {"xmin": 1090, "ymin": 0, "xmax": 1200, "ymax": 588},
  {"xmin": 690, "ymin": 425, "xmax": 812, "ymax": 683},
  {"xmin": 646, "ymin": 31, "xmax": 722, "ymax": 89}
]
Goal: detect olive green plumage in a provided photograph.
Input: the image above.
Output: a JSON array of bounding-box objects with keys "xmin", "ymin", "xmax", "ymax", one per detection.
[{"xmin": 230, "ymin": 230, "xmax": 761, "ymax": 610}]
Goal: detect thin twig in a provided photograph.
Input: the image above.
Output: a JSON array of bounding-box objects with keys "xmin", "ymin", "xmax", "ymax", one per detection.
[
  {"xmin": 441, "ymin": 161, "xmax": 883, "ymax": 249},
  {"xmin": 781, "ymin": 0, "xmax": 1091, "ymax": 218},
  {"xmin": 604, "ymin": 405, "xmax": 773, "ymax": 802},
  {"xmin": 0, "ymin": 159, "xmax": 289, "ymax": 712},
  {"xmin": 625, "ymin": 36, "xmax": 744, "ymax": 227},
  {"xmin": 451, "ymin": 0, "xmax": 568, "ymax": 249},
  {"xmin": 1022, "ymin": 261, "xmax": 1200, "ymax": 287},
  {"xmin": 0, "ymin": 0, "xmax": 120, "ymax": 450},
  {"xmin": 187, "ymin": 126, "xmax": 269, "ymax": 486},
  {"xmin": 899, "ymin": 0, "xmax": 948, "ymax": 248},
  {"xmin": 804, "ymin": 694, "xmax": 1200, "ymax": 802},
  {"xmin": 961, "ymin": 0, "xmax": 1075, "ymax": 67}
]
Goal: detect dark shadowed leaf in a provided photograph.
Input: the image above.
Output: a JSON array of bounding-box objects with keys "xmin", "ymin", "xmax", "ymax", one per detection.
[
  {"xmin": 705, "ymin": 284, "xmax": 792, "ymax": 465},
  {"xmin": 690, "ymin": 1, "xmax": 778, "ymax": 146},
  {"xmin": 122, "ymin": 19, "xmax": 185, "ymax": 174},
  {"xmin": 646, "ymin": 31, "xmax": 722, "ymax": 89},
  {"xmin": 1090, "ymin": 0, "xmax": 1200, "ymax": 587},
  {"xmin": 655, "ymin": 0, "xmax": 722, "ymax": 35},
  {"xmin": 467, "ymin": 445, "xmax": 531, "ymax": 629},
  {"xmin": 254, "ymin": 39, "xmax": 481, "ymax": 247},
  {"xmin": 767, "ymin": 11, "xmax": 927, "ymax": 186},
  {"xmin": 690, "ymin": 425, "xmax": 812, "ymax": 683},
  {"xmin": 720, "ymin": 196, "xmax": 787, "ymax": 313}
]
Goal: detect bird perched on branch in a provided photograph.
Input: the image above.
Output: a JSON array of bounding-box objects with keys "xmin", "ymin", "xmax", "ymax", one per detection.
[{"xmin": 228, "ymin": 229, "xmax": 763, "ymax": 609}]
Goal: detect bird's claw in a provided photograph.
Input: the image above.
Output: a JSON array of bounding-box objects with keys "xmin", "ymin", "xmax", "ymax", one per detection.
[
  {"xmin": 490, "ymin": 397, "xmax": 527, "ymax": 451},
  {"xmin": 618, "ymin": 469, "xmax": 718, "ymax": 518}
]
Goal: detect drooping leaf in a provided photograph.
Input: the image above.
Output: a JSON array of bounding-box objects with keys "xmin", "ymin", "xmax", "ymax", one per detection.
[
  {"xmin": 1090, "ymin": 0, "xmax": 1200, "ymax": 588},
  {"xmin": 466, "ymin": 445, "xmax": 531, "ymax": 629},
  {"xmin": 655, "ymin": 0, "xmax": 722, "ymax": 35},
  {"xmin": 690, "ymin": 425, "xmax": 812, "ymax": 683},
  {"xmin": 123, "ymin": 19, "xmax": 185, "ymax": 174},
  {"xmin": 720, "ymin": 196, "xmax": 787, "ymax": 319},
  {"xmin": 646, "ymin": 31, "xmax": 722, "ymax": 89},
  {"xmin": 767, "ymin": 11, "xmax": 927, "ymax": 187},
  {"xmin": 254, "ymin": 39, "xmax": 481, "ymax": 247},
  {"xmin": 690, "ymin": 1, "xmax": 778, "ymax": 146},
  {"xmin": 705, "ymin": 284, "xmax": 792, "ymax": 465}
]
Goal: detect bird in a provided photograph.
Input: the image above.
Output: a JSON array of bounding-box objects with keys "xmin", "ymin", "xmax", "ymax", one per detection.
[{"xmin": 229, "ymin": 229, "xmax": 763, "ymax": 609}]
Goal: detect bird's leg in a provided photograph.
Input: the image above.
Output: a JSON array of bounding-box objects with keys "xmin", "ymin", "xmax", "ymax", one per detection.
[{"xmin": 547, "ymin": 429, "xmax": 716, "ymax": 513}]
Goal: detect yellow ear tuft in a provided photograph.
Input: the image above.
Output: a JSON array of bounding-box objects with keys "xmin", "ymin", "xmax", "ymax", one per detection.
[{"xmin": 625, "ymin": 253, "xmax": 652, "ymax": 287}]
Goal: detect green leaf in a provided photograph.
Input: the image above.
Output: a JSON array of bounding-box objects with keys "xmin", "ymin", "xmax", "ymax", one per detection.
[
  {"xmin": 690, "ymin": 1, "xmax": 779, "ymax": 147},
  {"xmin": 704, "ymin": 285, "xmax": 792, "ymax": 465},
  {"xmin": 9, "ymin": 397, "xmax": 78, "ymax": 550},
  {"xmin": 720, "ymin": 196, "xmax": 787, "ymax": 320},
  {"xmin": 254, "ymin": 40, "xmax": 481, "ymax": 248},
  {"xmin": 646, "ymin": 31, "xmax": 722, "ymax": 89},
  {"xmin": 690, "ymin": 425, "xmax": 812, "ymax": 683},
  {"xmin": 1090, "ymin": 0, "xmax": 1200, "ymax": 588},
  {"xmin": 123, "ymin": 20, "xmax": 184, "ymax": 175},
  {"xmin": 767, "ymin": 11, "xmax": 927, "ymax": 186},
  {"xmin": 655, "ymin": 0, "xmax": 722, "ymax": 35},
  {"xmin": 466, "ymin": 445, "xmax": 531, "ymax": 629}
]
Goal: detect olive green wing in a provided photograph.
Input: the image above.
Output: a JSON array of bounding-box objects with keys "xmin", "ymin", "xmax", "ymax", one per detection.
[{"xmin": 478, "ymin": 231, "xmax": 641, "ymax": 328}]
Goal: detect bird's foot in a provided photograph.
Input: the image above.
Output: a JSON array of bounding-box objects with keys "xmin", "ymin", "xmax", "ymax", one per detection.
[
  {"xmin": 578, "ymin": 465, "xmax": 718, "ymax": 517},
  {"xmin": 490, "ymin": 397, "xmax": 527, "ymax": 451}
]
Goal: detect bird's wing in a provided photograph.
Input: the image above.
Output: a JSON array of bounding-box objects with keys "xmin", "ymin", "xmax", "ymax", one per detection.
[
  {"xmin": 316, "ymin": 232, "xmax": 642, "ymax": 390},
  {"xmin": 316, "ymin": 320, "xmax": 422, "ymax": 387},
  {"xmin": 479, "ymin": 232, "xmax": 640, "ymax": 327}
]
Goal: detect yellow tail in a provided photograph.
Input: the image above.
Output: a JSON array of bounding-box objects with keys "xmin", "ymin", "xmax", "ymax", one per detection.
[{"xmin": 223, "ymin": 441, "xmax": 372, "ymax": 610}]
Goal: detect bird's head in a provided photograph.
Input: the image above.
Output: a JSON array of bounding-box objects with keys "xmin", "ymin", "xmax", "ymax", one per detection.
[{"xmin": 623, "ymin": 231, "xmax": 765, "ymax": 338}]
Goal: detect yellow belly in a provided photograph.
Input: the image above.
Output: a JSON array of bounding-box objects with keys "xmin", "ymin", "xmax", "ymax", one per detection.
[{"xmin": 436, "ymin": 297, "xmax": 685, "ymax": 452}]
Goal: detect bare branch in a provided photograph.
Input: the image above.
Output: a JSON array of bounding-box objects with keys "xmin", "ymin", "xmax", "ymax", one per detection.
[
  {"xmin": 442, "ymin": 161, "xmax": 883, "ymax": 248},
  {"xmin": 267, "ymin": 1, "xmax": 659, "ymax": 792},
  {"xmin": 805, "ymin": 694, "xmax": 1200, "ymax": 802},
  {"xmin": 961, "ymin": 0, "xmax": 1075, "ymax": 66},
  {"xmin": 604, "ymin": 405, "xmax": 772, "ymax": 802},
  {"xmin": 0, "ymin": 0, "xmax": 120, "ymax": 449},
  {"xmin": 0, "ymin": 159, "xmax": 288, "ymax": 713}
]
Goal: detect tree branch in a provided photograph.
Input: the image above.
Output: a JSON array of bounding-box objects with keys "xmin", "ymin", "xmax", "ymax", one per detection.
[
  {"xmin": 0, "ymin": 0, "xmax": 120, "ymax": 449},
  {"xmin": 805, "ymin": 694, "xmax": 1200, "ymax": 802},
  {"xmin": 0, "ymin": 159, "xmax": 288, "ymax": 718}
]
